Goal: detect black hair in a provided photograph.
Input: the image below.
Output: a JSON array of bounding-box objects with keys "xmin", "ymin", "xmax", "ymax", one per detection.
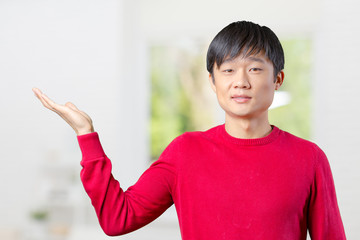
[{"xmin": 206, "ymin": 21, "xmax": 284, "ymax": 79}]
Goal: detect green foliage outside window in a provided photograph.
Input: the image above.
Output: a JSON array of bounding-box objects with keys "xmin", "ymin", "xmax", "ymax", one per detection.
[{"xmin": 269, "ymin": 39, "xmax": 312, "ymax": 140}]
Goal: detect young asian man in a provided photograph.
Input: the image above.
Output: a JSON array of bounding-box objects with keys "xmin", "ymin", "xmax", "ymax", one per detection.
[{"xmin": 33, "ymin": 21, "xmax": 346, "ymax": 240}]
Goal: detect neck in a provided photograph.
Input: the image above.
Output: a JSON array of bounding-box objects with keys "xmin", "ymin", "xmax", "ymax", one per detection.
[{"xmin": 224, "ymin": 112, "xmax": 272, "ymax": 139}]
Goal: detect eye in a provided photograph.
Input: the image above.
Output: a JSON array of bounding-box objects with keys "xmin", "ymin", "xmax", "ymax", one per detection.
[
  {"xmin": 223, "ymin": 69, "xmax": 234, "ymax": 73},
  {"xmin": 249, "ymin": 68, "xmax": 262, "ymax": 72}
]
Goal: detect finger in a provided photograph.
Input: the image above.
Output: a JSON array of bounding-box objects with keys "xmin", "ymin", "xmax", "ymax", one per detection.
[
  {"xmin": 35, "ymin": 92, "xmax": 53, "ymax": 110},
  {"xmin": 32, "ymin": 88, "xmax": 56, "ymax": 110},
  {"xmin": 33, "ymin": 89, "xmax": 78, "ymax": 117},
  {"xmin": 40, "ymin": 94, "xmax": 72, "ymax": 120},
  {"xmin": 41, "ymin": 93, "xmax": 61, "ymax": 110},
  {"xmin": 32, "ymin": 87, "xmax": 42, "ymax": 94},
  {"xmin": 32, "ymin": 88, "xmax": 44, "ymax": 100},
  {"xmin": 38, "ymin": 94, "xmax": 54, "ymax": 110}
]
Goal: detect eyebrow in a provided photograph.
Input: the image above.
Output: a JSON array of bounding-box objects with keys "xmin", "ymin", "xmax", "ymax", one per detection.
[
  {"xmin": 221, "ymin": 56, "xmax": 266, "ymax": 65},
  {"xmin": 247, "ymin": 56, "xmax": 266, "ymax": 63}
]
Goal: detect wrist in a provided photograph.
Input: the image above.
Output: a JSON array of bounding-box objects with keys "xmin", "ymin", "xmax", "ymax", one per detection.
[{"xmin": 77, "ymin": 126, "xmax": 95, "ymax": 136}]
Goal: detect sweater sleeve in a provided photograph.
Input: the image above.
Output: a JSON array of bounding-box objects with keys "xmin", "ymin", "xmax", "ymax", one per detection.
[
  {"xmin": 77, "ymin": 132, "xmax": 176, "ymax": 236},
  {"xmin": 307, "ymin": 147, "xmax": 346, "ymax": 240}
]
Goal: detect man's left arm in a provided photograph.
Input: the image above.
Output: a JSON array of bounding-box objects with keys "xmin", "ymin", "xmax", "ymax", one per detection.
[{"xmin": 307, "ymin": 148, "xmax": 346, "ymax": 239}]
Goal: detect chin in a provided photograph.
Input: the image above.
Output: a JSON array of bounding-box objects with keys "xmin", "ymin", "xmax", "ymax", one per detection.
[
  {"xmin": 226, "ymin": 111, "xmax": 254, "ymax": 119},
  {"xmin": 226, "ymin": 108, "xmax": 268, "ymax": 120}
]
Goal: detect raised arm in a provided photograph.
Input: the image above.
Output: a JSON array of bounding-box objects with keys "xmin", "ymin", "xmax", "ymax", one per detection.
[{"xmin": 32, "ymin": 88, "xmax": 176, "ymax": 236}]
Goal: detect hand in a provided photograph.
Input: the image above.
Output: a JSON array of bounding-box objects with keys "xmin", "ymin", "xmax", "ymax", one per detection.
[{"xmin": 32, "ymin": 88, "xmax": 94, "ymax": 135}]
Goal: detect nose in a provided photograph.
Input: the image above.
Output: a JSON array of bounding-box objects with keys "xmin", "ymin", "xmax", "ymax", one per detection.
[{"xmin": 233, "ymin": 71, "xmax": 250, "ymax": 89}]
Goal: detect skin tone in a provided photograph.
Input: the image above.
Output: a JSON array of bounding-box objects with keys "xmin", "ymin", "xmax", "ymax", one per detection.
[
  {"xmin": 209, "ymin": 51, "xmax": 284, "ymax": 139},
  {"xmin": 33, "ymin": 51, "xmax": 283, "ymax": 139},
  {"xmin": 32, "ymin": 88, "xmax": 94, "ymax": 136}
]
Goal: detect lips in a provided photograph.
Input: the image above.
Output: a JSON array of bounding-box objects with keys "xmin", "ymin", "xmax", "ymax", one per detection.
[{"xmin": 231, "ymin": 94, "xmax": 252, "ymax": 103}]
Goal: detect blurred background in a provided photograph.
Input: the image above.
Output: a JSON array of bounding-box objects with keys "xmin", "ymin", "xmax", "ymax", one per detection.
[{"xmin": 0, "ymin": 0, "xmax": 359, "ymax": 239}]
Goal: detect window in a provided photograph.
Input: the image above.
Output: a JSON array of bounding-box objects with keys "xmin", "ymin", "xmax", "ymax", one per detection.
[{"xmin": 150, "ymin": 38, "xmax": 312, "ymax": 160}]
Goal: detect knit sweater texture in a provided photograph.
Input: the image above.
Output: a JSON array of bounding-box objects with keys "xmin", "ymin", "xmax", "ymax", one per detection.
[{"xmin": 77, "ymin": 125, "xmax": 346, "ymax": 239}]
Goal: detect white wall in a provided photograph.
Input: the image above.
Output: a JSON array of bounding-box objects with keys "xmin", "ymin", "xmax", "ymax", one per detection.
[
  {"xmin": 137, "ymin": 0, "xmax": 321, "ymax": 42},
  {"xmin": 0, "ymin": 0, "xmax": 124, "ymax": 233},
  {"xmin": 0, "ymin": 0, "xmax": 153, "ymax": 238},
  {"xmin": 313, "ymin": 0, "xmax": 360, "ymax": 238}
]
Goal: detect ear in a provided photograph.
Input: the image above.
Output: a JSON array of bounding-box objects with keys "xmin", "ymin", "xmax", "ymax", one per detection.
[
  {"xmin": 275, "ymin": 70, "xmax": 284, "ymax": 90},
  {"xmin": 209, "ymin": 73, "xmax": 217, "ymax": 93}
]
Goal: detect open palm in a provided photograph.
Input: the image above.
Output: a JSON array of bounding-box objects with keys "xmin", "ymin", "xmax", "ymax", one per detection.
[{"xmin": 32, "ymin": 88, "xmax": 94, "ymax": 135}]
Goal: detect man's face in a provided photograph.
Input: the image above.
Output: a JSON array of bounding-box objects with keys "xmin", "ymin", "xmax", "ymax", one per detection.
[{"xmin": 209, "ymin": 52, "xmax": 284, "ymax": 121}]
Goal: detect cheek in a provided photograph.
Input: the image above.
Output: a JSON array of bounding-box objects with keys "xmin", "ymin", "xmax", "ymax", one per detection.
[
  {"xmin": 214, "ymin": 81, "xmax": 231, "ymax": 96},
  {"xmin": 214, "ymin": 85, "xmax": 230, "ymax": 108},
  {"xmin": 264, "ymin": 88, "xmax": 276, "ymax": 105},
  {"xmin": 256, "ymin": 82, "xmax": 276, "ymax": 102},
  {"xmin": 215, "ymin": 89, "xmax": 227, "ymax": 103}
]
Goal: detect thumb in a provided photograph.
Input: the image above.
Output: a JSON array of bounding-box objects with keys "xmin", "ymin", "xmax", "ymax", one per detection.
[
  {"xmin": 65, "ymin": 102, "xmax": 79, "ymax": 111},
  {"xmin": 66, "ymin": 102, "xmax": 93, "ymax": 123}
]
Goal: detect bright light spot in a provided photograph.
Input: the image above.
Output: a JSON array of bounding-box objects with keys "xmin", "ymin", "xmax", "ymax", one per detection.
[{"xmin": 270, "ymin": 91, "xmax": 291, "ymax": 109}]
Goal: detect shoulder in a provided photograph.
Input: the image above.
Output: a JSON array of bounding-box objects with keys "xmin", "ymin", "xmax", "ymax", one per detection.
[
  {"xmin": 161, "ymin": 125, "xmax": 221, "ymax": 153},
  {"xmin": 275, "ymin": 128, "xmax": 331, "ymax": 182},
  {"xmin": 278, "ymin": 128, "xmax": 321, "ymax": 150},
  {"xmin": 156, "ymin": 126, "xmax": 219, "ymax": 165},
  {"xmin": 177, "ymin": 125, "xmax": 222, "ymax": 144},
  {"xmin": 277, "ymin": 127, "xmax": 327, "ymax": 164},
  {"xmin": 279, "ymin": 130, "xmax": 335, "ymax": 183}
]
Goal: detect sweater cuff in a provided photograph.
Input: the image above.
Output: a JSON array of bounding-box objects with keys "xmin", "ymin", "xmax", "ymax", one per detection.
[{"xmin": 77, "ymin": 132, "xmax": 106, "ymax": 160}]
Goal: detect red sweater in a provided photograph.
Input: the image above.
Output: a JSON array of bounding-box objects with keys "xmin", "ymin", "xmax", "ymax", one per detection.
[{"xmin": 78, "ymin": 125, "xmax": 346, "ymax": 239}]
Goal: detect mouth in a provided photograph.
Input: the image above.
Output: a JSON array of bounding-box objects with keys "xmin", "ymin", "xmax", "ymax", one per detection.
[{"xmin": 231, "ymin": 95, "xmax": 252, "ymax": 103}]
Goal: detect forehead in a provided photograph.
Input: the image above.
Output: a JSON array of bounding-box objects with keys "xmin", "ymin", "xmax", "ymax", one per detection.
[{"xmin": 221, "ymin": 51, "xmax": 270, "ymax": 66}]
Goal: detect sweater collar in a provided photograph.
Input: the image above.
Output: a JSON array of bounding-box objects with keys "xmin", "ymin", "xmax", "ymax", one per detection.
[{"xmin": 218, "ymin": 124, "xmax": 280, "ymax": 146}]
